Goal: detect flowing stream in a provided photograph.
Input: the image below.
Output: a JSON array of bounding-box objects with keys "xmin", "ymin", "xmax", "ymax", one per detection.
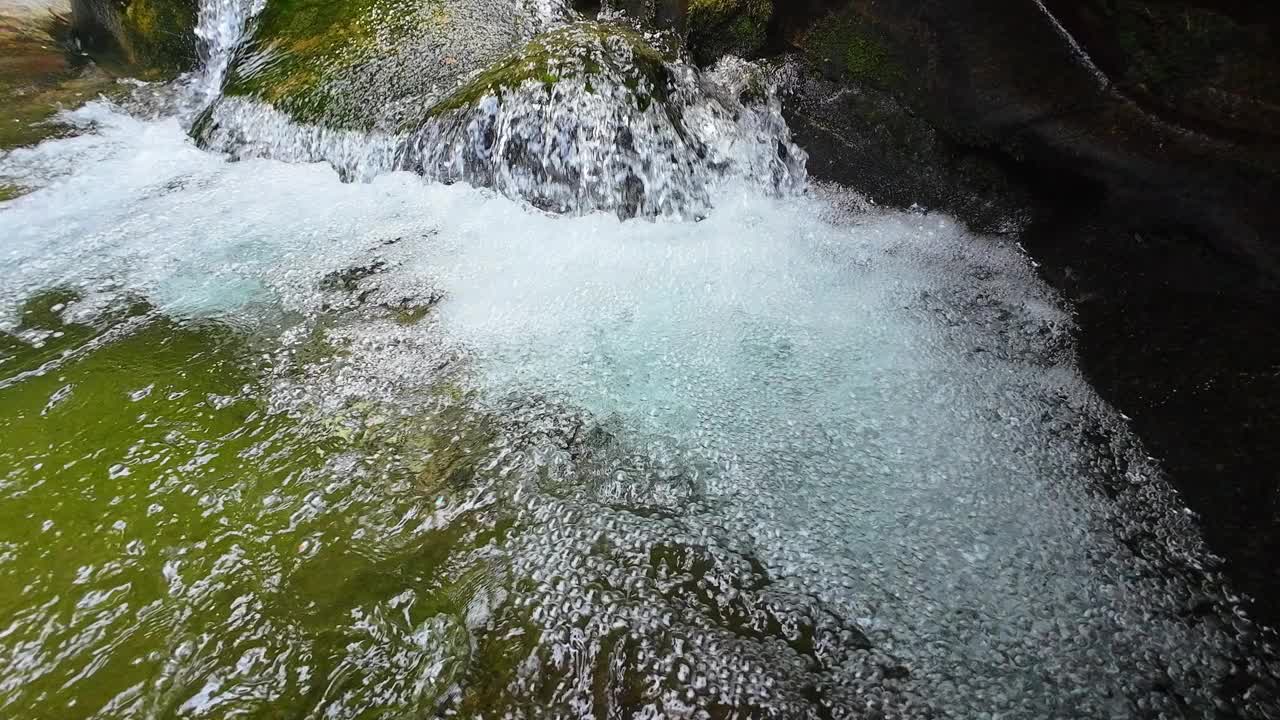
[{"xmin": 0, "ymin": 1, "xmax": 1277, "ymax": 718}]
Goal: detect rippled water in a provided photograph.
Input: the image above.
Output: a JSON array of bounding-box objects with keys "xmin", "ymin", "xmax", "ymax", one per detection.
[{"xmin": 1, "ymin": 3, "xmax": 1278, "ymax": 718}]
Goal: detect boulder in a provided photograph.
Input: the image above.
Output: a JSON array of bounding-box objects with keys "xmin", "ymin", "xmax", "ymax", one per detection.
[
  {"xmin": 71, "ymin": 0, "xmax": 199, "ymax": 70},
  {"xmin": 221, "ymin": 0, "xmax": 566, "ymax": 132}
]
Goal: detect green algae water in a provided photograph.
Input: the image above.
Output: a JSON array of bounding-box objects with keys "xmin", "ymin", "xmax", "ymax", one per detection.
[
  {"xmin": 2, "ymin": 1, "xmax": 1280, "ymax": 717},
  {"xmin": 0, "ymin": 290, "xmax": 521, "ymax": 717}
]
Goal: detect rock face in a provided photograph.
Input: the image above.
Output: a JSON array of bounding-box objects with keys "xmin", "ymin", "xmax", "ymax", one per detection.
[
  {"xmin": 779, "ymin": 1, "xmax": 1280, "ymax": 271},
  {"xmin": 70, "ymin": 0, "xmax": 199, "ymax": 70}
]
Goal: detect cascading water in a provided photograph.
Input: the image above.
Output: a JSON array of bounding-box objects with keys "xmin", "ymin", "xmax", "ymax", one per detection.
[
  {"xmin": 184, "ymin": 0, "xmax": 265, "ymax": 111},
  {"xmin": 0, "ymin": 0, "xmax": 1278, "ymax": 718}
]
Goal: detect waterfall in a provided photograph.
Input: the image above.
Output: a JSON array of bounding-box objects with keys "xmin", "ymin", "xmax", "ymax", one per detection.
[{"xmin": 185, "ymin": 0, "xmax": 265, "ymax": 109}]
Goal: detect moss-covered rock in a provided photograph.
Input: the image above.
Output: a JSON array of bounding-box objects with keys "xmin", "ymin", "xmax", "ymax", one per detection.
[
  {"xmin": 392, "ymin": 20, "xmax": 747, "ymax": 218},
  {"xmin": 427, "ymin": 21, "xmax": 674, "ymax": 117},
  {"xmin": 200, "ymin": 15, "xmax": 803, "ymax": 217},
  {"xmin": 795, "ymin": 4, "xmax": 901, "ymax": 91},
  {"xmin": 222, "ymin": 0, "xmax": 549, "ymax": 132},
  {"xmin": 70, "ymin": 0, "xmax": 199, "ymax": 71}
]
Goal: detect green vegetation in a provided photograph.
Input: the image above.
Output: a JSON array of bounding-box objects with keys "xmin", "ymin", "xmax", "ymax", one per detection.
[
  {"xmin": 428, "ymin": 22, "xmax": 673, "ymax": 117},
  {"xmin": 800, "ymin": 6, "xmax": 901, "ymax": 89},
  {"xmin": 686, "ymin": 0, "xmax": 772, "ymax": 64},
  {"xmin": 225, "ymin": 0, "xmax": 437, "ymax": 126},
  {"xmin": 1099, "ymin": 0, "xmax": 1238, "ymax": 92},
  {"xmin": 120, "ymin": 0, "xmax": 200, "ymax": 70},
  {"xmin": 0, "ymin": 183, "xmax": 28, "ymax": 201}
]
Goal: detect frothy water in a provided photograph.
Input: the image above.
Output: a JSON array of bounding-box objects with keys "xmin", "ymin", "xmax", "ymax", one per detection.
[
  {"xmin": 2, "ymin": 97, "xmax": 1277, "ymax": 717},
  {"xmin": 1, "ymin": 0, "xmax": 1278, "ymax": 713},
  {"xmin": 188, "ymin": 0, "xmax": 266, "ymax": 105}
]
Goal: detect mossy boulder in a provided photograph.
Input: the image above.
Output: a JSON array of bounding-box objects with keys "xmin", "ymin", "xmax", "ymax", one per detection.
[
  {"xmin": 202, "ymin": 16, "xmax": 804, "ymax": 216},
  {"xmin": 425, "ymin": 21, "xmax": 674, "ymax": 117},
  {"xmin": 70, "ymin": 0, "xmax": 199, "ymax": 71},
  {"xmin": 222, "ymin": 0, "xmax": 554, "ymax": 132},
  {"xmin": 793, "ymin": 4, "xmax": 902, "ymax": 91},
  {"xmin": 396, "ymin": 21, "xmax": 725, "ymax": 217}
]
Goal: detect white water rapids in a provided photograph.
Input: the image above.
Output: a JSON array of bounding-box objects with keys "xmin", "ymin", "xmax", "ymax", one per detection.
[{"xmin": 0, "ymin": 1, "xmax": 1278, "ymax": 718}]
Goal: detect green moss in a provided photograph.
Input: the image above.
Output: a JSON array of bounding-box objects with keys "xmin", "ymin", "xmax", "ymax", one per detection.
[
  {"xmin": 121, "ymin": 0, "xmax": 199, "ymax": 69},
  {"xmin": 428, "ymin": 22, "xmax": 671, "ymax": 118},
  {"xmin": 71, "ymin": 0, "xmax": 198, "ymax": 71},
  {"xmin": 224, "ymin": 0, "xmax": 444, "ymax": 129},
  {"xmin": 686, "ymin": 0, "xmax": 772, "ymax": 64},
  {"xmin": 0, "ymin": 183, "xmax": 28, "ymax": 201},
  {"xmin": 1096, "ymin": 1, "xmax": 1246, "ymax": 94},
  {"xmin": 800, "ymin": 6, "xmax": 902, "ymax": 89}
]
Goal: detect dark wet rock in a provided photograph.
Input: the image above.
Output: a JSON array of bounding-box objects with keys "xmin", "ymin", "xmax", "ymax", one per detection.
[
  {"xmin": 70, "ymin": 0, "xmax": 199, "ymax": 70},
  {"xmin": 685, "ymin": 0, "xmax": 772, "ymax": 64},
  {"xmin": 599, "ymin": 0, "xmax": 687, "ymax": 30},
  {"xmin": 783, "ymin": 61, "xmax": 1032, "ymax": 235},
  {"xmin": 1042, "ymin": 0, "xmax": 1280, "ymax": 144},
  {"xmin": 772, "ymin": 0, "xmax": 1280, "ymax": 273},
  {"xmin": 603, "ymin": 0, "xmax": 770, "ymax": 64},
  {"xmin": 1020, "ymin": 192, "xmax": 1280, "ymax": 628}
]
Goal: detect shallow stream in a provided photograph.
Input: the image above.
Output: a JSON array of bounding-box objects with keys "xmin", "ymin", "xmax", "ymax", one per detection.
[{"xmin": 0, "ymin": 1, "xmax": 1277, "ymax": 717}]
